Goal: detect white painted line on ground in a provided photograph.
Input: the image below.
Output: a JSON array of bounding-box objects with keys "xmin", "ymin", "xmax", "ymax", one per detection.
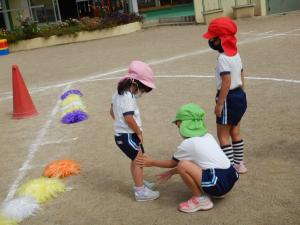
[
  {"xmin": 159, "ymin": 75, "xmax": 300, "ymax": 83},
  {"xmin": 81, "ymin": 74, "xmax": 300, "ymax": 84},
  {"xmin": 0, "ymin": 28, "xmax": 299, "ymax": 102},
  {"xmin": 283, "ymin": 34, "xmax": 300, "ymax": 36},
  {"xmin": 3, "ymin": 85, "xmax": 71, "ymax": 203},
  {"xmin": 39, "ymin": 137, "xmax": 78, "ymax": 146},
  {"xmin": 239, "ymin": 31, "xmax": 254, "ymax": 35},
  {"xmin": 256, "ymin": 30, "xmax": 274, "ymax": 36},
  {"xmin": 245, "ymin": 76, "xmax": 300, "ymax": 83},
  {"xmin": 231, "ymin": 28, "xmax": 300, "ymax": 46},
  {"xmin": 0, "ymin": 69, "xmax": 128, "ymax": 101}
]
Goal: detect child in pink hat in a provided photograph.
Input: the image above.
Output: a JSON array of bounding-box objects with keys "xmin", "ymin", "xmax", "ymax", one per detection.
[{"xmin": 110, "ymin": 60, "xmax": 159, "ymax": 201}]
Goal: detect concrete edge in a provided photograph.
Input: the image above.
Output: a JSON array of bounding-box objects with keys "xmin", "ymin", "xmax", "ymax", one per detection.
[{"xmin": 9, "ymin": 22, "xmax": 142, "ymax": 52}]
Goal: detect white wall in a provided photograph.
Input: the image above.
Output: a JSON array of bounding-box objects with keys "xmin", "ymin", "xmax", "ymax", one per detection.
[{"xmin": 193, "ymin": 0, "xmax": 267, "ymax": 23}]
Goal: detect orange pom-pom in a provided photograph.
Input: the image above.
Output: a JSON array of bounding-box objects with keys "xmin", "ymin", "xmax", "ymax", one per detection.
[{"xmin": 43, "ymin": 160, "xmax": 80, "ymax": 178}]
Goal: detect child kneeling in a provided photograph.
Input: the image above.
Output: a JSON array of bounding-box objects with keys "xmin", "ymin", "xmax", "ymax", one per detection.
[{"xmin": 136, "ymin": 103, "xmax": 239, "ymax": 212}]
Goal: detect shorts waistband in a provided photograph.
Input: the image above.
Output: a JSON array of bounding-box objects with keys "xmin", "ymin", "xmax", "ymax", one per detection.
[
  {"xmin": 229, "ymin": 86, "xmax": 242, "ymax": 92},
  {"xmin": 217, "ymin": 86, "xmax": 242, "ymax": 95}
]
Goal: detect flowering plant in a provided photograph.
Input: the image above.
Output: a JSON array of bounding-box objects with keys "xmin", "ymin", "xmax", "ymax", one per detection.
[{"xmin": 4, "ymin": 12, "xmax": 143, "ymax": 43}]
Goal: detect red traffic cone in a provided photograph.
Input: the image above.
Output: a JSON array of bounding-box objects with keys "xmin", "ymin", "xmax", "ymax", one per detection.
[{"xmin": 12, "ymin": 65, "xmax": 38, "ymax": 119}]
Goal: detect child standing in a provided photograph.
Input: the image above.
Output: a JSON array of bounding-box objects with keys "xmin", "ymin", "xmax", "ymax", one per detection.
[
  {"xmin": 136, "ymin": 103, "xmax": 239, "ymax": 213},
  {"xmin": 110, "ymin": 60, "xmax": 160, "ymax": 201},
  {"xmin": 202, "ymin": 17, "xmax": 248, "ymax": 173}
]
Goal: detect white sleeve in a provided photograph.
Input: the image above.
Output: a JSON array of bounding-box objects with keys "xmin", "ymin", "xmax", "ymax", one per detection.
[
  {"xmin": 120, "ymin": 93, "xmax": 135, "ymax": 114},
  {"xmin": 217, "ymin": 55, "xmax": 231, "ymax": 75},
  {"xmin": 173, "ymin": 140, "xmax": 192, "ymax": 161}
]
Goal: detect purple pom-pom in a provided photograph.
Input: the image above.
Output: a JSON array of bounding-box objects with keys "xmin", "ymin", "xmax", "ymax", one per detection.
[
  {"xmin": 61, "ymin": 110, "xmax": 88, "ymax": 124},
  {"xmin": 61, "ymin": 90, "xmax": 83, "ymax": 100}
]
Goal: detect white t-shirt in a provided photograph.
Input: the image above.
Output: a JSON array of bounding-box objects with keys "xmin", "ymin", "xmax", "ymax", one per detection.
[
  {"xmin": 112, "ymin": 91, "xmax": 142, "ymax": 134},
  {"xmin": 215, "ymin": 53, "xmax": 243, "ymax": 90},
  {"xmin": 173, "ymin": 133, "xmax": 230, "ymax": 169}
]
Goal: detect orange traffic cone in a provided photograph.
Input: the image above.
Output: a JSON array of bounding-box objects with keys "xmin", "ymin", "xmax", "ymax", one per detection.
[{"xmin": 12, "ymin": 65, "xmax": 38, "ymax": 119}]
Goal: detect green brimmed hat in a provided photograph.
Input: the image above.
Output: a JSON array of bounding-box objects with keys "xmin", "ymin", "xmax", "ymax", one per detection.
[{"xmin": 173, "ymin": 103, "xmax": 207, "ymax": 138}]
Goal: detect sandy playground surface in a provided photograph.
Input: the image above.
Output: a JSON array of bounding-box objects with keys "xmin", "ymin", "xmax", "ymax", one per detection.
[{"xmin": 0, "ymin": 11, "xmax": 299, "ymax": 225}]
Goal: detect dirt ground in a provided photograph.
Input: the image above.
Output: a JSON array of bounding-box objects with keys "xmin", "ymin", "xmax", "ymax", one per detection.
[{"xmin": 0, "ymin": 11, "xmax": 299, "ymax": 225}]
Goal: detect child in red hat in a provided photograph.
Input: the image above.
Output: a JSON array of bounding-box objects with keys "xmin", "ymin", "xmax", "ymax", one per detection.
[{"xmin": 203, "ymin": 17, "xmax": 248, "ymax": 174}]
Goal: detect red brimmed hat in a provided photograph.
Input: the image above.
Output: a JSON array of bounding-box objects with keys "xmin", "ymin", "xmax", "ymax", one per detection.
[{"xmin": 203, "ymin": 17, "xmax": 238, "ymax": 56}]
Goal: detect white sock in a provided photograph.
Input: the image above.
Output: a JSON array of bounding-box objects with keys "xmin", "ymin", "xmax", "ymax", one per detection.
[
  {"xmin": 197, "ymin": 195, "xmax": 207, "ymax": 201},
  {"xmin": 134, "ymin": 186, "xmax": 145, "ymax": 192},
  {"xmin": 232, "ymin": 140, "xmax": 244, "ymax": 165}
]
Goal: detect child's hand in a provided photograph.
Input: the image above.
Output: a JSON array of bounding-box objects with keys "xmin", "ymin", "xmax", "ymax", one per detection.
[
  {"xmin": 215, "ymin": 103, "xmax": 223, "ymax": 117},
  {"xmin": 156, "ymin": 171, "xmax": 172, "ymax": 184},
  {"xmin": 135, "ymin": 154, "xmax": 153, "ymax": 167},
  {"xmin": 137, "ymin": 133, "xmax": 143, "ymax": 145}
]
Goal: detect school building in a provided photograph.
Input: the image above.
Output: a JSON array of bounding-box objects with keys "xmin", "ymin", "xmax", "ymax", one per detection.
[{"xmin": 0, "ymin": 0, "xmax": 300, "ymax": 30}]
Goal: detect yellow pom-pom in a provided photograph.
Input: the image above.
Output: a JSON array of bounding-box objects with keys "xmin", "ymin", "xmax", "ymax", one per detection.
[
  {"xmin": 43, "ymin": 159, "xmax": 81, "ymax": 178},
  {"xmin": 0, "ymin": 215, "xmax": 18, "ymax": 225},
  {"xmin": 62, "ymin": 94, "xmax": 81, "ymax": 106},
  {"xmin": 17, "ymin": 177, "xmax": 65, "ymax": 203}
]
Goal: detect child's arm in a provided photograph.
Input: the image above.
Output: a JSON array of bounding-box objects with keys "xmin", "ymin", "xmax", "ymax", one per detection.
[
  {"xmin": 110, "ymin": 104, "xmax": 115, "ymax": 120},
  {"xmin": 156, "ymin": 167, "xmax": 178, "ymax": 184},
  {"xmin": 215, "ymin": 74, "xmax": 231, "ymax": 117},
  {"xmin": 124, "ymin": 114, "xmax": 143, "ymax": 144},
  {"xmin": 136, "ymin": 156, "xmax": 178, "ymax": 184},
  {"xmin": 136, "ymin": 155, "xmax": 178, "ymax": 168},
  {"xmin": 241, "ymin": 69, "xmax": 245, "ymax": 90}
]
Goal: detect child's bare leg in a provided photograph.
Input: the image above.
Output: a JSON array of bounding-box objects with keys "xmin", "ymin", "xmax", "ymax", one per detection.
[
  {"xmin": 130, "ymin": 150, "xmax": 144, "ymax": 187},
  {"xmin": 177, "ymin": 160, "xmax": 203, "ymax": 196},
  {"xmin": 131, "ymin": 150, "xmax": 160, "ymax": 201},
  {"xmin": 217, "ymin": 124, "xmax": 231, "ymax": 145},
  {"xmin": 217, "ymin": 124, "xmax": 234, "ymax": 164},
  {"xmin": 177, "ymin": 161, "xmax": 214, "ymax": 213},
  {"xmin": 230, "ymin": 122, "xmax": 241, "ymax": 142}
]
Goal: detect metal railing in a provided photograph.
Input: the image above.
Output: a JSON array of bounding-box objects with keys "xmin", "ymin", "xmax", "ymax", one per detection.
[
  {"xmin": 0, "ymin": 4, "xmax": 58, "ymax": 30},
  {"xmin": 31, "ymin": 6, "xmax": 57, "ymax": 23}
]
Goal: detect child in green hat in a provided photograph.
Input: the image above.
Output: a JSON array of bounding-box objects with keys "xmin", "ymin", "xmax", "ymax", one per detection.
[{"xmin": 136, "ymin": 103, "xmax": 239, "ymax": 213}]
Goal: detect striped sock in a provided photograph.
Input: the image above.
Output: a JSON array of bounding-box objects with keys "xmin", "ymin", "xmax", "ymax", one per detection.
[
  {"xmin": 221, "ymin": 145, "xmax": 234, "ymax": 165},
  {"xmin": 232, "ymin": 140, "xmax": 244, "ymax": 165}
]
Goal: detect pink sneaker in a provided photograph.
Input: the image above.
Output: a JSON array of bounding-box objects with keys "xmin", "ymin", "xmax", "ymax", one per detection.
[
  {"xmin": 178, "ymin": 196, "xmax": 213, "ymax": 213},
  {"xmin": 234, "ymin": 161, "xmax": 248, "ymax": 174}
]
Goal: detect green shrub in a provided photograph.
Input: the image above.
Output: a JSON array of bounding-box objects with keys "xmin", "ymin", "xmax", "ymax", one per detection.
[{"xmin": 20, "ymin": 17, "xmax": 39, "ymax": 39}]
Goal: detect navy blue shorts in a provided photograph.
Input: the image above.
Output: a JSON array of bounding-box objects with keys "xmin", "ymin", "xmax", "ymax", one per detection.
[
  {"xmin": 216, "ymin": 87, "xmax": 247, "ymax": 126},
  {"xmin": 201, "ymin": 165, "xmax": 239, "ymax": 197},
  {"xmin": 114, "ymin": 133, "xmax": 144, "ymax": 160}
]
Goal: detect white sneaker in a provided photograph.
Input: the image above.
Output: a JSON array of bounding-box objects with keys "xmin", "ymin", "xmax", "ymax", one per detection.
[
  {"xmin": 144, "ymin": 180, "xmax": 156, "ymax": 190},
  {"xmin": 234, "ymin": 161, "xmax": 248, "ymax": 174},
  {"xmin": 134, "ymin": 187, "xmax": 160, "ymax": 201}
]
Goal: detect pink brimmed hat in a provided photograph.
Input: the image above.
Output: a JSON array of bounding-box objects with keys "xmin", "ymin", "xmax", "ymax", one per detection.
[{"xmin": 120, "ymin": 61, "xmax": 156, "ymax": 89}]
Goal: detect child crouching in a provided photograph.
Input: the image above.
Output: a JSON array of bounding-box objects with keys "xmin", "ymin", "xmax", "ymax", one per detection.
[{"xmin": 137, "ymin": 103, "xmax": 239, "ymax": 212}]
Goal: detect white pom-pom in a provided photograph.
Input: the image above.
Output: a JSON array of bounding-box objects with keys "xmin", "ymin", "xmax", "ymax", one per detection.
[{"xmin": 1, "ymin": 196, "xmax": 40, "ymax": 222}]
